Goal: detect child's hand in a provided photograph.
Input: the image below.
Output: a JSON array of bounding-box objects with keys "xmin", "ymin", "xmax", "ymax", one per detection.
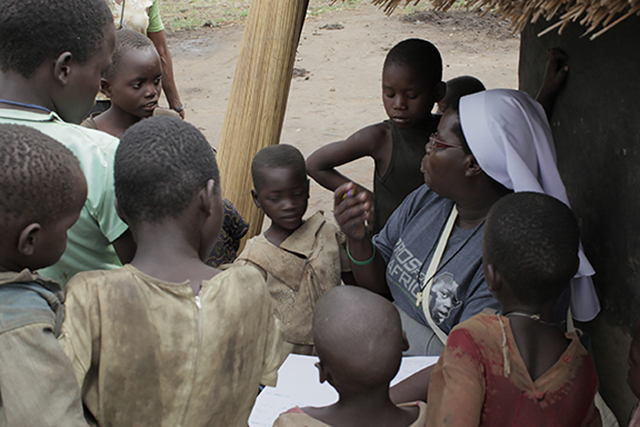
[
  {"xmin": 334, "ymin": 182, "xmax": 373, "ymax": 240},
  {"xmin": 540, "ymin": 48, "xmax": 569, "ymax": 97}
]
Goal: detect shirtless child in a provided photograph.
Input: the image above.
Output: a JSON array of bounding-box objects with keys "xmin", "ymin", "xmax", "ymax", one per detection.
[{"xmin": 274, "ymin": 286, "xmax": 426, "ymax": 427}]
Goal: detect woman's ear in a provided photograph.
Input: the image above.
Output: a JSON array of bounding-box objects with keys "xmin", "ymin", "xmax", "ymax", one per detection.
[
  {"xmin": 464, "ymin": 154, "xmax": 484, "ymax": 178},
  {"xmin": 53, "ymin": 52, "xmax": 73, "ymax": 86},
  {"xmin": 17, "ymin": 223, "xmax": 41, "ymax": 256}
]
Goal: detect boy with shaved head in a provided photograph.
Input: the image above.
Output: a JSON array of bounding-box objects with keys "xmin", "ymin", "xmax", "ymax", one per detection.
[{"xmin": 273, "ymin": 286, "xmax": 427, "ymax": 427}]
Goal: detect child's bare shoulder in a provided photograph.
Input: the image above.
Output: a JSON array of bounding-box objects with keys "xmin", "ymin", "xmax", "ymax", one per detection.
[{"xmin": 348, "ymin": 121, "xmax": 392, "ymax": 151}]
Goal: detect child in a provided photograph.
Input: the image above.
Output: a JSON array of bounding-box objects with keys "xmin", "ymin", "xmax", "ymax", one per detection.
[
  {"xmin": 81, "ymin": 29, "xmax": 180, "ymax": 138},
  {"xmin": 306, "ymin": 38, "xmax": 445, "ymax": 234},
  {"xmin": 234, "ymin": 144, "xmax": 352, "ymax": 356},
  {"xmin": 0, "ymin": 0, "xmax": 136, "ymax": 286},
  {"xmin": 435, "ymin": 75, "xmax": 486, "ymax": 115},
  {"xmin": 426, "ymin": 192, "xmax": 601, "ymax": 426},
  {"xmin": 80, "ymin": 28, "xmax": 247, "ymax": 267},
  {"xmin": 0, "ymin": 124, "xmax": 88, "ymax": 425},
  {"xmin": 59, "ymin": 116, "xmax": 282, "ymax": 427},
  {"xmin": 273, "ymin": 285, "xmax": 427, "ymax": 427}
]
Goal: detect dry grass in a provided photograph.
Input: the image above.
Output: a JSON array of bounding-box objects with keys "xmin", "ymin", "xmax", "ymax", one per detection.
[{"xmin": 161, "ymin": 0, "xmax": 368, "ymax": 30}]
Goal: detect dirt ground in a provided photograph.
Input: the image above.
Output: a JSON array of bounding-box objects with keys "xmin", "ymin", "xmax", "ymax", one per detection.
[{"xmin": 164, "ymin": 2, "xmax": 521, "ymax": 221}]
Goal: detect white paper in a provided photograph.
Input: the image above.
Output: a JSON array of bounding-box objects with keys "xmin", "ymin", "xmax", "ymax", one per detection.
[{"xmin": 248, "ymin": 354, "xmax": 438, "ymax": 427}]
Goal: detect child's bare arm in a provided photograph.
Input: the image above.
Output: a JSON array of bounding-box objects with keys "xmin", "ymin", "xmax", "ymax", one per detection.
[
  {"xmin": 390, "ymin": 365, "xmax": 434, "ymax": 404},
  {"xmin": 536, "ymin": 48, "xmax": 569, "ymax": 119},
  {"xmin": 306, "ymin": 123, "xmax": 390, "ymax": 192}
]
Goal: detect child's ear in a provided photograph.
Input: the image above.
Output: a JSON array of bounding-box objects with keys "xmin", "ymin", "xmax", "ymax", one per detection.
[
  {"xmin": 114, "ymin": 199, "xmax": 129, "ymax": 225},
  {"xmin": 485, "ymin": 263, "xmax": 502, "ymax": 294},
  {"xmin": 401, "ymin": 330, "xmax": 410, "ymax": 352},
  {"xmin": 100, "ymin": 78, "xmax": 112, "ymax": 98},
  {"xmin": 199, "ymin": 179, "xmax": 217, "ymax": 215},
  {"xmin": 464, "ymin": 154, "xmax": 484, "ymax": 178},
  {"xmin": 53, "ymin": 52, "xmax": 74, "ymax": 86},
  {"xmin": 251, "ymin": 188, "xmax": 262, "ymax": 209},
  {"xmin": 434, "ymin": 81, "xmax": 446, "ymax": 103},
  {"xmin": 314, "ymin": 361, "xmax": 330, "ymax": 384},
  {"xmin": 17, "ymin": 223, "xmax": 41, "ymax": 256}
]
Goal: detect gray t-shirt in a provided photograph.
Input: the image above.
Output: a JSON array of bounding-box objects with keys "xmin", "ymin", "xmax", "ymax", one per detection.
[{"xmin": 373, "ymin": 185, "xmax": 499, "ymax": 335}]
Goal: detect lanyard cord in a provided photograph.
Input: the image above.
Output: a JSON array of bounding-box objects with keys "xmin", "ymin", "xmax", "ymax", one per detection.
[
  {"xmin": 118, "ymin": 0, "xmax": 126, "ymax": 29},
  {"xmin": 0, "ymin": 99, "xmax": 52, "ymax": 114}
]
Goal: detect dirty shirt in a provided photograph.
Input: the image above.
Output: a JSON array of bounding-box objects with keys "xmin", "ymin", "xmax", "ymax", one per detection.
[
  {"xmin": 426, "ymin": 312, "xmax": 601, "ymax": 427},
  {"xmin": 0, "ymin": 270, "xmax": 86, "ymax": 427},
  {"xmin": 235, "ymin": 211, "xmax": 350, "ymax": 348},
  {"xmin": 59, "ymin": 264, "xmax": 282, "ymax": 427}
]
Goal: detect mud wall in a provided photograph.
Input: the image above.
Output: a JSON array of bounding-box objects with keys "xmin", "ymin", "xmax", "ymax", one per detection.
[{"xmin": 518, "ymin": 16, "xmax": 640, "ymax": 424}]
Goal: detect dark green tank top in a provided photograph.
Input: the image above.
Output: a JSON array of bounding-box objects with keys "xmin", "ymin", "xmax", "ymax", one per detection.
[{"xmin": 372, "ymin": 116, "xmax": 439, "ymax": 234}]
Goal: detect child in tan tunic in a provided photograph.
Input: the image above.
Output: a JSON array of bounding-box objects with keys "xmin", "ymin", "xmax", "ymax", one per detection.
[
  {"xmin": 59, "ymin": 117, "xmax": 282, "ymax": 427},
  {"xmin": 273, "ymin": 286, "xmax": 427, "ymax": 427},
  {"xmin": 235, "ymin": 144, "xmax": 353, "ymax": 357}
]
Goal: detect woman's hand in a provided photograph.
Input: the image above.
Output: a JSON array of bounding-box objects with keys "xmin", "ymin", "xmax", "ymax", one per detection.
[{"xmin": 334, "ymin": 182, "xmax": 373, "ymax": 240}]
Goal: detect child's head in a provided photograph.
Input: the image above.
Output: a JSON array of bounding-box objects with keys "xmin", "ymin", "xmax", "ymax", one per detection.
[
  {"xmin": 114, "ymin": 116, "xmax": 222, "ymax": 259},
  {"xmin": 483, "ymin": 192, "xmax": 579, "ymax": 306},
  {"xmin": 0, "ymin": 0, "xmax": 115, "ymax": 124},
  {"xmin": 313, "ymin": 286, "xmax": 407, "ymax": 394},
  {"xmin": 250, "ymin": 144, "xmax": 309, "ymax": 233},
  {"xmin": 0, "ymin": 124, "xmax": 87, "ymax": 271},
  {"xmin": 628, "ymin": 322, "xmax": 640, "ymax": 399},
  {"xmin": 382, "ymin": 38, "xmax": 445, "ymax": 129},
  {"xmin": 101, "ymin": 29, "xmax": 163, "ymax": 120},
  {"xmin": 436, "ymin": 76, "xmax": 486, "ymax": 115}
]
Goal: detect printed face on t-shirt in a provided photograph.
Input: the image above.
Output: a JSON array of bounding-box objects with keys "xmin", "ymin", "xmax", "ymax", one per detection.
[{"xmin": 430, "ymin": 272, "xmax": 461, "ymax": 324}]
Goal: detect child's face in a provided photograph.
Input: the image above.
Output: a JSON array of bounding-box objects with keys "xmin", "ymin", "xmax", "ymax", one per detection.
[
  {"xmin": 629, "ymin": 323, "xmax": 640, "ymax": 398},
  {"xmin": 107, "ymin": 47, "xmax": 163, "ymax": 119},
  {"xmin": 382, "ymin": 63, "xmax": 438, "ymax": 129},
  {"xmin": 253, "ymin": 166, "xmax": 309, "ymax": 233},
  {"xmin": 58, "ymin": 24, "xmax": 116, "ymax": 124}
]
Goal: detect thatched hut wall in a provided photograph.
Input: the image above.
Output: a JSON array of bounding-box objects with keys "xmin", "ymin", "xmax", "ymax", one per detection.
[{"xmin": 519, "ymin": 15, "xmax": 640, "ymax": 422}]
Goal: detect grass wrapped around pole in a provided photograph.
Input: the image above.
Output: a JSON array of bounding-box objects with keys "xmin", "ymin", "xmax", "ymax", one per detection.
[{"xmin": 217, "ymin": 0, "xmax": 310, "ymax": 245}]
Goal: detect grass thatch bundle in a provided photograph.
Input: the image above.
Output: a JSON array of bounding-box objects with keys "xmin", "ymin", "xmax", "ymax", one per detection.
[{"xmin": 371, "ymin": 0, "xmax": 640, "ymax": 39}]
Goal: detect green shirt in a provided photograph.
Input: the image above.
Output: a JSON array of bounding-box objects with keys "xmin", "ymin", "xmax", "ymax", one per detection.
[{"xmin": 0, "ymin": 109, "xmax": 128, "ymax": 285}]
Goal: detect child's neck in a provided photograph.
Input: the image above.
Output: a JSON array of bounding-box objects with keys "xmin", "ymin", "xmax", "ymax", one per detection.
[
  {"xmin": 501, "ymin": 300, "xmax": 570, "ymax": 381},
  {"xmin": 0, "ymin": 72, "xmax": 53, "ymax": 114},
  {"xmin": 305, "ymin": 385, "xmax": 418, "ymax": 427},
  {"xmin": 130, "ymin": 220, "xmax": 218, "ymax": 295},
  {"xmin": 263, "ymin": 223, "xmax": 301, "ymax": 247},
  {"xmin": 93, "ymin": 105, "xmax": 142, "ymax": 138}
]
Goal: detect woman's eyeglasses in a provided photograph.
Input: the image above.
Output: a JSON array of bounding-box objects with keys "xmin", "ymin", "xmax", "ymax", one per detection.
[{"xmin": 428, "ymin": 133, "xmax": 464, "ymax": 150}]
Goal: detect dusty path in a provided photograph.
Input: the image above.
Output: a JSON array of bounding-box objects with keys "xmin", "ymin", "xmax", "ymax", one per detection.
[{"xmin": 166, "ymin": 2, "xmax": 521, "ymax": 221}]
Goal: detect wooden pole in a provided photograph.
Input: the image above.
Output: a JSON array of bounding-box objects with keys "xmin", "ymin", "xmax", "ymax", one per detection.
[{"xmin": 217, "ymin": 0, "xmax": 309, "ymax": 245}]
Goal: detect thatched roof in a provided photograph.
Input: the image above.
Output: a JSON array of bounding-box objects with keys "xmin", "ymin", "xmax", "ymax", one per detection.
[{"xmin": 372, "ymin": 0, "xmax": 640, "ymax": 39}]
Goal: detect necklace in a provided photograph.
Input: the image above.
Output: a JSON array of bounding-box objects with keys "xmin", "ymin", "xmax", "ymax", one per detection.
[
  {"xmin": 0, "ymin": 99, "xmax": 51, "ymax": 114},
  {"xmin": 504, "ymin": 311, "xmax": 557, "ymax": 327}
]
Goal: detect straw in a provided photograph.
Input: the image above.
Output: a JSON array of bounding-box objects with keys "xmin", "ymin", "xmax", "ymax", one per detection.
[{"xmin": 217, "ymin": 0, "xmax": 310, "ymax": 247}]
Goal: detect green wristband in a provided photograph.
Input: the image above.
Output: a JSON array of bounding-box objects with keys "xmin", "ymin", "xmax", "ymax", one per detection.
[{"xmin": 347, "ymin": 243, "xmax": 376, "ymax": 266}]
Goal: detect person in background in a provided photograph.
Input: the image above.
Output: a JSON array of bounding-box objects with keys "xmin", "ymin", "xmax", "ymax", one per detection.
[{"xmin": 92, "ymin": 0, "xmax": 185, "ymax": 118}]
